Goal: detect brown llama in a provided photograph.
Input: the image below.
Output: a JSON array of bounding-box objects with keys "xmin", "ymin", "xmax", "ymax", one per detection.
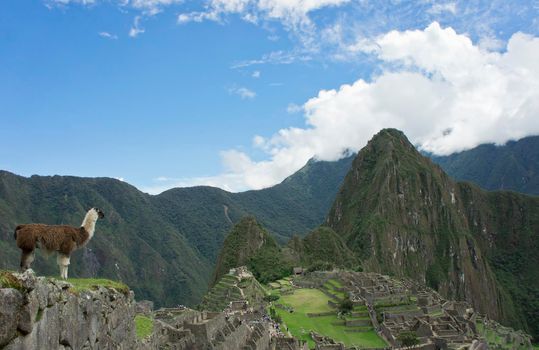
[{"xmin": 14, "ymin": 207, "xmax": 105, "ymax": 279}]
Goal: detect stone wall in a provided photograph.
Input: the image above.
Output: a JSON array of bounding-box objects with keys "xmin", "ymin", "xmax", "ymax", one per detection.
[{"xmin": 0, "ymin": 270, "xmax": 137, "ymax": 350}]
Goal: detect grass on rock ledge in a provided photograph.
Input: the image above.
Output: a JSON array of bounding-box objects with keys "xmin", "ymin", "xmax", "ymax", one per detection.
[
  {"xmin": 0, "ymin": 270, "xmax": 129, "ymax": 296},
  {"xmin": 135, "ymin": 315, "xmax": 154, "ymax": 339},
  {"xmin": 0, "ymin": 270, "xmax": 24, "ymax": 291},
  {"xmin": 64, "ymin": 278, "xmax": 129, "ymax": 295}
]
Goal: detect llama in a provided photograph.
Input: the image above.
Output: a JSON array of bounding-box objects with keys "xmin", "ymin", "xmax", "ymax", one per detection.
[{"xmin": 14, "ymin": 207, "xmax": 105, "ymax": 279}]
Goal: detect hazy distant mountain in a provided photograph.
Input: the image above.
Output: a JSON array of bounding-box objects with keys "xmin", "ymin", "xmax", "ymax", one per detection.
[{"xmin": 431, "ymin": 135, "xmax": 539, "ymax": 195}]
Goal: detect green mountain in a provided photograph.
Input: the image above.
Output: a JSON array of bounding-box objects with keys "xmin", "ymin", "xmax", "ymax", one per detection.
[
  {"xmin": 211, "ymin": 216, "xmax": 292, "ymax": 285},
  {"xmin": 431, "ymin": 135, "xmax": 539, "ymax": 195},
  {"xmin": 210, "ymin": 215, "xmax": 362, "ymax": 293},
  {"xmin": 326, "ymin": 129, "xmax": 539, "ymax": 339},
  {"xmin": 0, "ymin": 155, "xmax": 352, "ymax": 307},
  {"xmin": 285, "ymin": 227, "xmax": 359, "ymax": 270}
]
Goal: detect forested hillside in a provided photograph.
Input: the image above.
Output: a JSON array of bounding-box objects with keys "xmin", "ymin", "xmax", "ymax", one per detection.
[
  {"xmin": 431, "ymin": 135, "xmax": 539, "ymax": 195},
  {"xmin": 0, "ymin": 155, "xmax": 353, "ymax": 306}
]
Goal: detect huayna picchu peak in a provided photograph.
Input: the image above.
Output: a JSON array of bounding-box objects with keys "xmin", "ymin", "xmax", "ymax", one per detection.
[{"xmin": 327, "ymin": 128, "xmax": 539, "ymax": 339}]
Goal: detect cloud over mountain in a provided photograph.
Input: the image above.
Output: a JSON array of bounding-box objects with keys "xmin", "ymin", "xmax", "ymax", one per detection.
[{"xmin": 166, "ymin": 22, "xmax": 539, "ymax": 192}]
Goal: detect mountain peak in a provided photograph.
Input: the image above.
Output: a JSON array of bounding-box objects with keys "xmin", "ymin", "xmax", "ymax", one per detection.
[
  {"xmin": 373, "ymin": 127, "xmax": 407, "ymax": 140},
  {"xmin": 211, "ymin": 216, "xmax": 290, "ymax": 286},
  {"xmin": 366, "ymin": 128, "xmax": 418, "ymax": 157},
  {"xmin": 326, "ymin": 129, "xmax": 508, "ymax": 324}
]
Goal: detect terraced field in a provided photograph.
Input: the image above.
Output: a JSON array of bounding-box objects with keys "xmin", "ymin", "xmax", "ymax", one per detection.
[
  {"xmin": 270, "ymin": 283, "xmax": 387, "ymax": 349},
  {"xmin": 199, "ymin": 273, "xmax": 266, "ymax": 311},
  {"xmin": 475, "ymin": 319, "xmax": 530, "ymax": 350}
]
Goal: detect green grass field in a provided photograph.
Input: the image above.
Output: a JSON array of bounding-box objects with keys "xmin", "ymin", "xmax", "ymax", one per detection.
[{"xmin": 274, "ymin": 288, "xmax": 387, "ymax": 349}]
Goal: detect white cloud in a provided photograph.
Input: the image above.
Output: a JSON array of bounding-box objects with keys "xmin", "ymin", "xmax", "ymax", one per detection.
[
  {"xmin": 252, "ymin": 70, "xmax": 261, "ymax": 78},
  {"xmin": 163, "ymin": 22, "xmax": 539, "ymax": 192},
  {"xmin": 48, "ymin": 0, "xmax": 538, "ymax": 65},
  {"xmin": 253, "ymin": 135, "xmax": 266, "ymax": 147},
  {"xmin": 229, "ymin": 86, "xmax": 256, "ymax": 99},
  {"xmin": 177, "ymin": 0, "xmax": 349, "ymax": 26},
  {"xmin": 129, "ymin": 16, "xmax": 145, "ymax": 38},
  {"xmin": 47, "ymin": 0, "xmax": 181, "ymax": 14},
  {"xmin": 178, "ymin": 11, "xmax": 219, "ymax": 23},
  {"xmin": 46, "ymin": 0, "xmax": 96, "ymax": 5},
  {"xmin": 130, "ymin": 0, "xmax": 182, "ymax": 16},
  {"xmin": 287, "ymin": 103, "xmax": 302, "ymax": 113},
  {"xmin": 177, "ymin": 0, "xmax": 351, "ymax": 56},
  {"xmin": 98, "ymin": 31, "xmax": 118, "ymax": 39},
  {"xmin": 231, "ymin": 50, "xmax": 312, "ymax": 68},
  {"xmin": 427, "ymin": 2, "xmax": 457, "ymax": 15}
]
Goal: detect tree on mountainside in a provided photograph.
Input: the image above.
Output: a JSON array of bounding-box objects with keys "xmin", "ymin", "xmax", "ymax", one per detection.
[
  {"xmin": 338, "ymin": 296, "xmax": 353, "ymax": 315},
  {"xmin": 397, "ymin": 331, "xmax": 419, "ymax": 348}
]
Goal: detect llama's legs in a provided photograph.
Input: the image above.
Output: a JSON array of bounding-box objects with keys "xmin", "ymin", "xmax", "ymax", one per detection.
[
  {"xmin": 20, "ymin": 249, "xmax": 35, "ymax": 271},
  {"xmin": 57, "ymin": 254, "xmax": 70, "ymax": 279}
]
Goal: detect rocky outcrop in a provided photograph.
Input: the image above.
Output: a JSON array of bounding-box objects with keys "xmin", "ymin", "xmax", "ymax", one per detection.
[{"xmin": 0, "ymin": 270, "xmax": 137, "ymax": 349}]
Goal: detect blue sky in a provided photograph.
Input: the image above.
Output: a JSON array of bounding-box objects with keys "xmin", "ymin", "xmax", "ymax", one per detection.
[{"xmin": 1, "ymin": 1, "xmax": 539, "ymax": 193}]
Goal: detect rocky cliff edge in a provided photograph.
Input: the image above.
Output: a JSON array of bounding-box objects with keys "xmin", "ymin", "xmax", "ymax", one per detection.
[{"xmin": 0, "ymin": 270, "xmax": 137, "ymax": 350}]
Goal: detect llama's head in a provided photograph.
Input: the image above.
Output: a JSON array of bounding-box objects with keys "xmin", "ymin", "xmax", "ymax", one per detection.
[{"xmin": 93, "ymin": 207, "xmax": 105, "ymax": 219}]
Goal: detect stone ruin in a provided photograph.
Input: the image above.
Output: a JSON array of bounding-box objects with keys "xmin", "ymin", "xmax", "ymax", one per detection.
[
  {"xmin": 320, "ymin": 271, "xmax": 534, "ymax": 350},
  {"xmin": 229, "ymin": 266, "xmax": 254, "ymax": 280},
  {"xmin": 142, "ymin": 297, "xmax": 308, "ymax": 350},
  {"xmin": 311, "ymin": 332, "xmax": 346, "ymax": 350},
  {"xmin": 142, "ymin": 306, "xmax": 274, "ymax": 350}
]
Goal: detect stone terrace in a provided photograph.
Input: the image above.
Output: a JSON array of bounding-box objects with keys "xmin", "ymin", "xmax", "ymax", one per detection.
[{"xmin": 295, "ymin": 271, "xmax": 532, "ymax": 350}]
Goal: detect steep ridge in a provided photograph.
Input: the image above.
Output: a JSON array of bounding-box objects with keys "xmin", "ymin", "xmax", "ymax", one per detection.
[
  {"xmin": 199, "ymin": 266, "xmax": 266, "ymax": 312},
  {"xmin": 326, "ymin": 129, "xmax": 539, "ymax": 338},
  {"xmin": 211, "ymin": 217, "xmax": 361, "ymax": 292},
  {"xmin": 431, "ymin": 135, "xmax": 539, "ymax": 195},
  {"xmin": 0, "ymin": 155, "xmax": 353, "ymax": 307},
  {"xmin": 211, "ymin": 216, "xmax": 291, "ymax": 286},
  {"xmin": 285, "ymin": 227, "xmax": 359, "ymax": 270}
]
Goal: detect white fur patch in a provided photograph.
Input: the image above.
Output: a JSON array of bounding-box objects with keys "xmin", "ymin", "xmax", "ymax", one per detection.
[
  {"xmin": 57, "ymin": 255, "xmax": 70, "ymax": 266},
  {"xmin": 81, "ymin": 208, "xmax": 99, "ymax": 239}
]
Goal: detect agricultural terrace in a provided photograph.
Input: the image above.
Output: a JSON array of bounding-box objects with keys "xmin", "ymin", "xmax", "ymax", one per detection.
[{"xmin": 270, "ymin": 278, "xmax": 387, "ymax": 349}]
